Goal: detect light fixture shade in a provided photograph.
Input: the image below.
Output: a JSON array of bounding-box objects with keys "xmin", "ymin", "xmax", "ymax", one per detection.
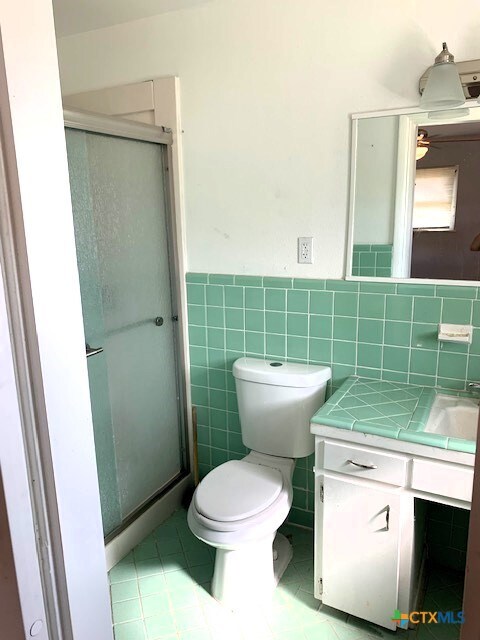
[
  {"xmin": 416, "ymin": 146, "xmax": 428, "ymax": 160},
  {"xmin": 420, "ymin": 62, "xmax": 465, "ymax": 109},
  {"xmin": 420, "ymin": 43, "xmax": 465, "ymax": 110}
]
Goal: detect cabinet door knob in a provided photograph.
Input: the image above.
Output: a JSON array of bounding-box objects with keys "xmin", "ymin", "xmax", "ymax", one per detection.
[{"xmin": 347, "ymin": 459, "xmax": 378, "ymax": 470}]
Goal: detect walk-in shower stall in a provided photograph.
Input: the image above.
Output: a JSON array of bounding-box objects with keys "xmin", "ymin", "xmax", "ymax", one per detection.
[{"xmin": 64, "ymin": 110, "xmax": 187, "ymax": 538}]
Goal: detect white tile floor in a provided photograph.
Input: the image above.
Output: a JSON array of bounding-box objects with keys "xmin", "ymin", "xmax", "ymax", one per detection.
[{"xmin": 109, "ymin": 508, "xmax": 463, "ymax": 640}]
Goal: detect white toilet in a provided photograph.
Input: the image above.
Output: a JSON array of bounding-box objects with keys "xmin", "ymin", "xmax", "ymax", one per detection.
[{"xmin": 187, "ymin": 357, "xmax": 331, "ymax": 609}]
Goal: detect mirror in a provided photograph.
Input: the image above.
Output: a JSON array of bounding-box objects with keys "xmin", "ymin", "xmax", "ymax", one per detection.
[{"xmin": 348, "ymin": 104, "xmax": 480, "ymax": 282}]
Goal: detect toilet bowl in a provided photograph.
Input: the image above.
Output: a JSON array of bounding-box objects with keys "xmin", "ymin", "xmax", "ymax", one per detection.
[
  {"xmin": 187, "ymin": 357, "xmax": 331, "ymax": 609},
  {"xmin": 188, "ymin": 451, "xmax": 295, "ymax": 608}
]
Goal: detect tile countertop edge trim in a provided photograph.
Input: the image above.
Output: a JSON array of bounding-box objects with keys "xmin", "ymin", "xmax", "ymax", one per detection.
[{"xmin": 311, "ymin": 375, "xmax": 477, "ymax": 454}]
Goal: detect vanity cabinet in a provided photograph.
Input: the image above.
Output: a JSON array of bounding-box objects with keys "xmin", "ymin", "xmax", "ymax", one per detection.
[
  {"xmin": 313, "ymin": 432, "xmax": 473, "ymax": 631},
  {"xmin": 317, "ymin": 475, "xmax": 401, "ymax": 630}
]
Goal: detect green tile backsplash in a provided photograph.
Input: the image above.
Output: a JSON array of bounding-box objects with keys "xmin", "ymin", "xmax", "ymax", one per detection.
[
  {"xmin": 187, "ymin": 273, "xmax": 480, "ymax": 531},
  {"xmin": 352, "ymin": 244, "xmax": 393, "ymax": 278}
]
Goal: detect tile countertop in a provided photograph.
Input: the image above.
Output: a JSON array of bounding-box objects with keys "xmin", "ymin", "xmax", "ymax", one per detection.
[{"xmin": 311, "ymin": 376, "xmax": 477, "ymax": 455}]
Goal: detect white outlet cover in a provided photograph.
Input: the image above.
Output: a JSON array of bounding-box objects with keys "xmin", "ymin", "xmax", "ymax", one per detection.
[{"xmin": 298, "ymin": 237, "xmax": 313, "ymax": 264}]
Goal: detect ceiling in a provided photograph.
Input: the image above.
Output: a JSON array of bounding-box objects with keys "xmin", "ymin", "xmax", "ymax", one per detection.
[
  {"xmin": 53, "ymin": 0, "xmax": 212, "ymax": 38},
  {"xmin": 428, "ymin": 120, "xmax": 480, "ymax": 140}
]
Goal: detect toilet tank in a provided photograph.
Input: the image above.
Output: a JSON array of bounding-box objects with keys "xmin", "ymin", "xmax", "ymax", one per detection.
[{"xmin": 232, "ymin": 357, "xmax": 331, "ymax": 458}]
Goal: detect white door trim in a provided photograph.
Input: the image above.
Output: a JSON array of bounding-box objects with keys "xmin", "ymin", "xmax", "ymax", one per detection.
[
  {"xmin": 0, "ymin": 2, "xmax": 113, "ymax": 638},
  {"xmin": 0, "ymin": 153, "xmax": 52, "ymax": 640},
  {"xmin": 0, "ymin": 32, "xmax": 65, "ymax": 640},
  {"xmin": 391, "ymin": 114, "xmax": 417, "ymax": 278}
]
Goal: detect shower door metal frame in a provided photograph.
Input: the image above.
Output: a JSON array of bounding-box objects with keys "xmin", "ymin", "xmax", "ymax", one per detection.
[{"xmin": 64, "ymin": 109, "xmax": 190, "ymax": 537}]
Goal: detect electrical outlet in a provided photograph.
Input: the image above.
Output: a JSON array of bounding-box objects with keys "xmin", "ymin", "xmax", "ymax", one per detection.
[{"xmin": 298, "ymin": 237, "xmax": 313, "ymax": 264}]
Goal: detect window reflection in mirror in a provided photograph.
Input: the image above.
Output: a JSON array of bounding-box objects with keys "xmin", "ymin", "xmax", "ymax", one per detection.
[
  {"xmin": 412, "ymin": 166, "xmax": 458, "ymax": 232},
  {"xmin": 350, "ymin": 107, "xmax": 480, "ymax": 283}
]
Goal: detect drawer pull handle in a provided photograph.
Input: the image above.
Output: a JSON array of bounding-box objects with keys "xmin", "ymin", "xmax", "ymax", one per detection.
[
  {"xmin": 347, "ymin": 459, "xmax": 378, "ymax": 470},
  {"xmin": 386, "ymin": 505, "xmax": 390, "ymax": 531}
]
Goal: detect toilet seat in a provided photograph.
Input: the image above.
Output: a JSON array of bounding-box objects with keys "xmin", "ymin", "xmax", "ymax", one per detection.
[
  {"xmin": 194, "ymin": 460, "xmax": 283, "ymax": 522},
  {"xmin": 188, "ymin": 453, "xmax": 294, "ymax": 547}
]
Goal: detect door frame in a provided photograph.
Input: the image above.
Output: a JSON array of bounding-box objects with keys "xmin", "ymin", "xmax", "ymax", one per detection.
[
  {"xmin": 0, "ymin": 69, "xmax": 56, "ymax": 640},
  {"xmin": 461, "ymin": 417, "xmax": 480, "ymax": 639},
  {"xmin": 0, "ymin": 6, "xmax": 113, "ymax": 637}
]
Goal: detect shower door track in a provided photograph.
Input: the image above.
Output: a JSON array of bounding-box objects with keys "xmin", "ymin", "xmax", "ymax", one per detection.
[
  {"xmin": 103, "ymin": 471, "xmax": 186, "ymax": 544},
  {"xmin": 64, "ymin": 109, "xmax": 173, "ymax": 145},
  {"xmin": 63, "ymin": 108, "xmax": 190, "ymax": 539}
]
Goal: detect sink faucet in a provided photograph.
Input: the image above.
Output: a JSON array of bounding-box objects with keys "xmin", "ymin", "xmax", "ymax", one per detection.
[{"xmin": 468, "ymin": 382, "xmax": 480, "ymax": 390}]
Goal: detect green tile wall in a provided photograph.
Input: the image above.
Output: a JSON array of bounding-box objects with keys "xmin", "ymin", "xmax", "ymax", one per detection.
[
  {"xmin": 427, "ymin": 502, "xmax": 470, "ymax": 571},
  {"xmin": 187, "ymin": 273, "xmax": 480, "ymax": 529},
  {"xmin": 352, "ymin": 244, "xmax": 392, "ymax": 278}
]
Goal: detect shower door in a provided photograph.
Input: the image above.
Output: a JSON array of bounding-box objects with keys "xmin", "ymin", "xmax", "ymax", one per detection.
[{"xmin": 65, "ymin": 113, "xmax": 186, "ymax": 537}]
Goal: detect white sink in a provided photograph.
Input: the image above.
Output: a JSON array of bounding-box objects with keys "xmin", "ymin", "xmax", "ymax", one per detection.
[{"xmin": 424, "ymin": 394, "xmax": 480, "ymax": 441}]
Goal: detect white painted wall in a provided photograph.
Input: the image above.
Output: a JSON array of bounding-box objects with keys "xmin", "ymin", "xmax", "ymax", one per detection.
[
  {"xmin": 354, "ymin": 116, "xmax": 398, "ymax": 245},
  {"xmin": 56, "ymin": 0, "xmax": 480, "ymax": 277}
]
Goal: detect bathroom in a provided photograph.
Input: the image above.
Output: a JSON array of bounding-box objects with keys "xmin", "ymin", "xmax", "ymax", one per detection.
[{"xmin": 1, "ymin": 1, "xmax": 480, "ymax": 640}]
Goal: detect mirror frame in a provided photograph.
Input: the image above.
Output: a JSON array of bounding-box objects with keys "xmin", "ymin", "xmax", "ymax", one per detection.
[{"xmin": 346, "ymin": 99, "xmax": 480, "ymax": 286}]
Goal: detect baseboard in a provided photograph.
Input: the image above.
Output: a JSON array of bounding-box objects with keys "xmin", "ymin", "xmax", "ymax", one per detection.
[{"xmin": 105, "ymin": 474, "xmax": 192, "ymax": 570}]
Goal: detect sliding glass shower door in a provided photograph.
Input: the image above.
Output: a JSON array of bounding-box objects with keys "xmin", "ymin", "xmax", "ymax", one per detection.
[{"xmin": 65, "ymin": 120, "xmax": 185, "ymax": 537}]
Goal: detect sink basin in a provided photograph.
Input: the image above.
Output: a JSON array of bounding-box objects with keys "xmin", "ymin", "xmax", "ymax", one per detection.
[{"xmin": 424, "ymin": 394, "xmax": 480, "ymax": 441}]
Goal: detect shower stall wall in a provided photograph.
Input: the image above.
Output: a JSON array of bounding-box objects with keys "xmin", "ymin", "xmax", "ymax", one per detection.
[{"xmin": 64, "ymin": 111, "xmax": 187, "ymax": 538}]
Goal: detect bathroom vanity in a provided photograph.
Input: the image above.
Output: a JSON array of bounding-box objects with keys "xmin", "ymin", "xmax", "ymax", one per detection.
[{"xmin": 310, "ymin": 376, "xmax": 476, "ymax": 630}]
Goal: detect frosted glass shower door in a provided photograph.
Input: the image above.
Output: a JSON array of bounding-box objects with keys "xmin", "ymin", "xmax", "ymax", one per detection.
[{"xmin": 66, "ymin": 127, "xmax": 183, "ymax": 535}]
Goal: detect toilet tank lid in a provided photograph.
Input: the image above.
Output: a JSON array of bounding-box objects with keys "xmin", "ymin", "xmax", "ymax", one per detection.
[{"xmin": 232, "ymin": 357, "xmax": 331, "ymax": 388}]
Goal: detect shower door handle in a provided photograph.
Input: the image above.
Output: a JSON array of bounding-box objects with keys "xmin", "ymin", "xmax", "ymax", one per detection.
[{"xmin": 86, "ymin": 343, "xmax": 104, "ymax": 358}]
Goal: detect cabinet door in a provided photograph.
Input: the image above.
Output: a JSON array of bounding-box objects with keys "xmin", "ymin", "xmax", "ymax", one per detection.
[{"xmin": 319, "ymin": 475, "xmax": 400, "ymax": 630}]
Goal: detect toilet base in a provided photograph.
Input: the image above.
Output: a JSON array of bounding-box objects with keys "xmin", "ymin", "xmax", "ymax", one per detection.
[
  {"xmin": 211, "ymin": 531, "xmax": 293, "ymax": 610},
  {"xmin": 273, "ymin": 533, "xmax": 293, "ymax": 585}
]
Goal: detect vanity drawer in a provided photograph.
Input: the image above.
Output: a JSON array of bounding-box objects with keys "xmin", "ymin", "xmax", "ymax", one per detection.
[
  {"xmin": 322, "ymin": 441, "xmax": 408, "ymax": 486},
  {"xmin": 411, "ymin": 459, "xmax": 473, "ymax": 503}
]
